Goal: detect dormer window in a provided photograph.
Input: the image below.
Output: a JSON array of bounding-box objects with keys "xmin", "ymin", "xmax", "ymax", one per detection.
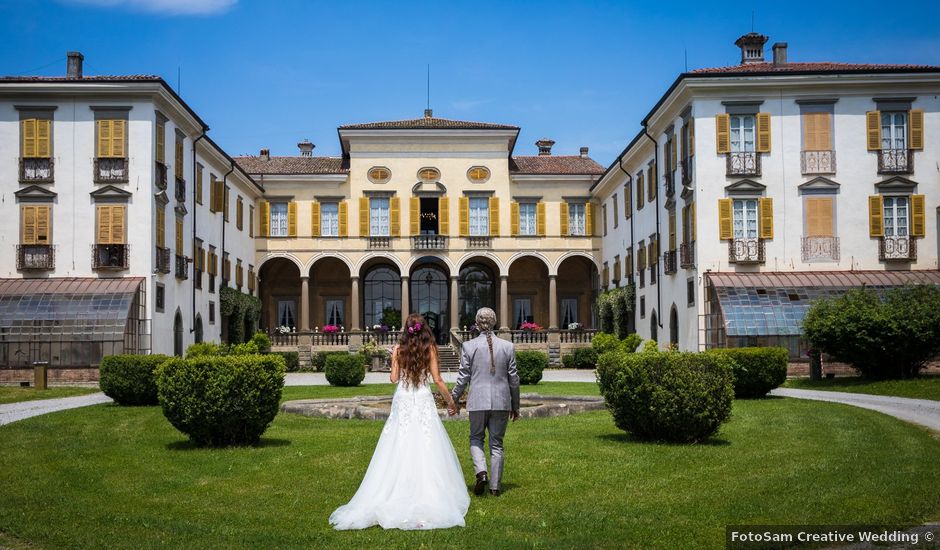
[{"xmin": 418, "ymin": 167, "xmax": 440, "ymax": 183}]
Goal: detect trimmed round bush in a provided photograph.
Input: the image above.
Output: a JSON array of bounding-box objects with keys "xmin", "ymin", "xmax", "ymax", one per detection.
[
  {"xmin": 311, "ymin": 351, "xmax": 349, "ymax": 372},
  {"xmin": 596, "ymin": 350, "xmax": 734, "ymax": 443},
  {"xmin": 276, "ymin": 351, "xmax": 300, "ymax": 372},
  {"xmin": 591, "ymin": 332, "xmax": 621, "ymax": 355},
  {"xmin": 515, "ymin": 351, "xmax": 548, "ymax": 384},
  {"xmin": 99, "ymin": 354, "xmax": 170, "ymax": 406},
  {"xmin": 325, "ymin": 354, "xmax": 367, "ymax": 387},
  {"xmin": 562, "ymin": 347, "xmax": 598, "ymax": 369},
  {"xmin": 710, "ymin": 347, "xmax": 788, "ymax": 398},
  {"xmin": 156, "ymin": 354, "xmax": 285, "ymax": 447}
]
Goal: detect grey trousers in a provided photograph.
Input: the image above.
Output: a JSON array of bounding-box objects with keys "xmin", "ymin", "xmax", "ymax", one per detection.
[{"xmin": 469, "ymin": 410, "xmax": 510, "ymax": 491}]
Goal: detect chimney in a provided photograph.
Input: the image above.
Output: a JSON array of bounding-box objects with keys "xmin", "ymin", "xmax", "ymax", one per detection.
[
  {"xmin": 536, "ymin": 138, "xmax": 555, "ymax": 156},
  {"xmin": 297, "ymin": 139, "xmax": 315, "ymax": 157},
  {"xmin": 424, "ymin": 108, "xmax": 433, "ymax": 118},
  {"xmin": 772, "ymin": 42, "xmax": 788, "ymax": 67},
  {"xmin": 66, "ymin": 51, "xmax": 84, "ymax": 78},
  {"xmin": 579, "ymin": 146, "xmax": 589, "ymax": 158},
  {"xmin": 259, "ymin": 148, "xmax": 270, "ymax": 161},
  {"xmin": 734, "ymin": 32, "xmax": 769, "ymax": 64}
]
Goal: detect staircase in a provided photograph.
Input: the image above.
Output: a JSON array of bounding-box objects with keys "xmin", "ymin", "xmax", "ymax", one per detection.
[{"xmin": 437, "ymin": 345, "xmax": 462, "ymax": 372}]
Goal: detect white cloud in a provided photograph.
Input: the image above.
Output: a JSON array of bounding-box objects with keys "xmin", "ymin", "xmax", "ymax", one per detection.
[{"xmin": 60, "ymin": 0, "xmax": 236, "ymax": 16}]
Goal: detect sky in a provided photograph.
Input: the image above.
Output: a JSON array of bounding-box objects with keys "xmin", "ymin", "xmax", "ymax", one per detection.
[{"xmin": 1, "ymin": 0, "xmax": 939, "ymax": 166}]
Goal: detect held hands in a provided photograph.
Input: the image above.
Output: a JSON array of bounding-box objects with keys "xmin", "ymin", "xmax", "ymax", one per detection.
[{"xmin": 447, "ymin": 401, "xmax": 460, "ymax": 416}]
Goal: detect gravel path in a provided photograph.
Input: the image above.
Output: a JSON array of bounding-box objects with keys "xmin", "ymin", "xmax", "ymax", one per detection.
[
  {"xmin": 770, "ymin": 388, "xmax": 940, "ymax": 432},
  {"xmin": 0, "ymin": 392, "xmax": 112, "ymax": 427},
  {"xmin": 284, "ymin": 368, "xmax": 598, "ymax": 386}
]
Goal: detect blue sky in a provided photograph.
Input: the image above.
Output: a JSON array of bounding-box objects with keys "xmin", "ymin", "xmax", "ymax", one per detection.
[{"xmin": 2, "ymin": 0, "xmax": 938, "ymax": 165}]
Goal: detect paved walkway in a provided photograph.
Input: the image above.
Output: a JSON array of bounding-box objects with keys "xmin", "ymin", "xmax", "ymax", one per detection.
[
  {"xmin": 770, "ymin": 388, "xmax": 940, "ymax": 432},
  {"xmin": 0, "ymin": 392, "xmax": 112, "ymax": 427},
  {"xmin": 284, "ymin": 368, "xmax": 598, "ymax": 386}
]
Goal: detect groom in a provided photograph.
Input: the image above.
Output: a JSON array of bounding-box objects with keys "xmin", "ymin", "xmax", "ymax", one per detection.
[{"xmin": 451, "ymin": 307, "xmax": 520, "ymax": 497}]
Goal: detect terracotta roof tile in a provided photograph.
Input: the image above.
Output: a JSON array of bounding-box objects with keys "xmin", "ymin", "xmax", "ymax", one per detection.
[
  {"xmin": 234, "ymin": 156, "xmax": 348, "ymax": 175},
  {"xmin": 510, "ymin": 156, "xmax": 605, "ymax": 176},
  {"xmin": 340, "ymin": 116, "xmax": 518, "ymax": 130},
  {"xmin": 1, "ymin": 75, "xmax": 162, "ymax": 82},
  {"xmin": 691, "ymin": 62, "xmax": 940, "ymax": 74}
]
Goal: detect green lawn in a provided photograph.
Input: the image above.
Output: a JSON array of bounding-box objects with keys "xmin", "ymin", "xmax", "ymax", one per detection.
[
  {"xmin": 784, "ymin": 375, "xmax": 940, "ymax": 401},
  {"xmin": 0, "ymin": 386, "xmax": 99, "ymax": 405},
  {"xmin": 1, "ymin": 385, "xmax": 939, "ymax": 549},
  {"xmin": 280, "ymin": 381, "xmax": 600, "ymax": 403}
]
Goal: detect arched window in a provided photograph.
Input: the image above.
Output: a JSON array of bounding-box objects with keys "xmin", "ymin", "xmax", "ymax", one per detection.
[
  {"xmin": 650, "ymin": 311, "xmax": 658, "ymax": 344},
  {"xmin": 364, "ymin": 266, "xmax": 401, "ymax": 329},
  {"xmin": 174, "ymin": 310, "xmax": 184, "ymax": 357},
  {"xmin": 669, "ymin": 306, "xmax": 679, "ymax": 347},
  {"xmin": 194, "ymin": 314, "xmax": 204, "ymax": 344},
  {"xmin": 458, "ymin": 263, "xmax": 495, "ymax": 329}
]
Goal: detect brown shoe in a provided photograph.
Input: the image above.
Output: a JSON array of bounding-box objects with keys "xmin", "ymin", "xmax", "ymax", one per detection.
[{"xmin": 474, "ymin": 472, "xmax": 488, "ymax": 496}]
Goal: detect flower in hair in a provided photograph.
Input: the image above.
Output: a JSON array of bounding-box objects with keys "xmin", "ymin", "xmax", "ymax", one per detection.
[{"xmin": 407, "ymin": 322, "xmax": 423, "ymax": 334}]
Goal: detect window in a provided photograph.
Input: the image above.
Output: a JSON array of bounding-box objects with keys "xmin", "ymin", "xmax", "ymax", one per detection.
[
  {"xmin": 647, "ymin": 164, "xmax": 657, "ymax": 202},
  {"xmin": 174, "ymin": 134, "xmax": 184, "ymax": 179},
  {"xmin": 236, "ymin": 196, "xmax": 244, "ymax": 230},
  {"xmin": 96, "ymin": 119, "xmax": 126, "ymax": 158},
  {"xmin": 249, "ymin": 206, "xmax": 254, "ymax": 238},
  {"xmin": 195, "ymin": 164, "xmax": 203, "ymax": 204},
  {"xmin": 223, "ymin": 186, "xmax": 230, "ymax": 221},
  {"xmin": 96, "ymin": 205, "xmax": 126, "ymax": 244},
  {"xmin": 325, "ymin": 299, "xmax": 344, "ymax": 326},
  {"xmin": 320, "ymin": 202, "xmax": 339, "ymax": 236},
  {"xmin": 269, "ymin": 203, "xmax": 289, "ymax": 237},
  {"xmin": 805, "ymin": 197, "xmax": 835, "ymax": 237},
  {"xmin": 640, "ymin": 296, "xmax": 646, "ymax": 318},
  {"xmin": 883, "ymin": 196, "xmax": 909, "ymax": 237},
  {"xmin": 20, "ymin": 206, "xmax": 51, "ymax": 245},
  {"xmin": 733, "ymin": 199, "xmax": 759, "ymax": 239},
  {"xmin": 467, "ymin": 166, "xmax": 490, "ymax": 183},
  {"xmin": 155, "ymin": 118, "xmax": 165, "ymax": 165},
  {"xmin": 802, "ymin": 112, "xmax": 832, "ymax": 151},
  {"xmin": 881, "ymin": 112, "xmax": 907, "ymax": 150},
  {"xmin": 155, "ymin": 283, "xmax": 165, "ymax": 312},
  {"xmin": 513, "ymin": 298, "xmax": 533, "ymax": 328},
  {"xmin": 687, "ymin": 278, "xmax": 695, "ymax": 307},
  {"xmin": 568, "ymin": 203, "xmax": 585, "ymax": 236},
  {"xmin": 21, "ymin": 118, "xmax": 52, "ymax": 160},
  {"xmin": 729, "ymin": 114, "xmax": 756, "ymax": 152},
  {"xmin": 518, "ymin": 202, "xmax": 537, "ymax": 236},
  {"xmin": 636, "ymin": 172, "xmax": 645, "ymax": 210},
  {"xmin": 235, "ymin": 259, "xmax": 243, "ymax": 288},
  {"xmin": 370, "ymin": 197, "xmax": 390, "ymax": 236},
  {"xmin": 368, "ymin": 167, "xmax": 391, "ymax": 184},
  {"xmin": 277, "ymin": 300, "xmax": 296, "ymax": 329},
  {"xmin": 602, "ymin": 204, "xmax": 608, "ymax": 236},
  {"xmin": 209, "ymin": 175, "xmax": 219, "ymax": 212},
  {"xmin": 468, "ymin": 197, "xmax": 489, "ymax": 236},
  {"xmin": 612, "ymin": 194, "xmax": 619, "ymax": 228},
  {"xmin": 209, "ymin": 301, "xmax": 215, "ymax": 324},
  {"xmin": 418, "ymin": 167, "xmax": 440, "ymax": 183},
  {"xmin": 624, "ymin": 183, "xmax": 632, "ymax": 219},
  {"xmin": 561, "ymin": 298, "xmax": 579, "ymax": 327},
  {"xmin": 363, "ymin": 267, "xmax": 401, "ymax": 328}
]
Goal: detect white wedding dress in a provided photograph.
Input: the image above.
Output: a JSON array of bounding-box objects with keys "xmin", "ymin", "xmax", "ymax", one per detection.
[{"xmin": 329, "ymin": 380, "xmax": 470, "ymax": 530}]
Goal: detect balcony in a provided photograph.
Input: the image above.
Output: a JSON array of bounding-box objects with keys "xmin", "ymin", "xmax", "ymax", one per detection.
[
  {"xmin": 92, "ymin": 244, "xmax": 128, "ymax": 270},
  {"xmin": 155, "ymin": 161, "xmax": 168, "ymax": 190},
  {"xmin": 726, "ymin": 151, "xmax": 760, "ymax": 177},
  {"xmin": 412, "ymin": 235, "xmax": 448, "ymax": 250},
  {"xmin": 663, "ymin": 250, "xmax": 677, "ymax": 274},
  {"xmin": 801, "ymin": 150, "xmax": 836, "ymax": 175},
  {"xmin": 878, "ymin": 149, "xmax": 913, "ymax": 175},
  {"xmin": 728, "ymin": 238, "xmax": 765, "ymax": 264},
  {"xmin": 467, "ymin": 236, "xmax": 491, "ymax": 249},
  {"xmin": 879, "ymin": 236, "xmax": 916, "ymax": 262},
  {"xmin": 368, "ymin": 236, "xmax": 391, "ymax": 249},
  {"xmin": 679, "ymin": 242, "xmax": 695, "ymax": 268},
  {"xmin": 155, "ymin": 246, "xmax": 171, "ymax": 273},
  {"xmin": 19, "ymin": 158, "xmax": 54, "ymax": 183},
  {"xmin": 16, "ymin": 244, "xmax": 54, "ymax": 270},
  {"xmin": 801, "ymin": 236, "xmax": 840, "ymax": 262},
  {"xmin": 175, "ymin": 255, "xmax": 189, "ymax": 279},
  {"xmin": 94, "ymin": 158, "xmax": 129, "ymax": 184},
  {"xmin": 175, "ymin": 176, "xmax": 186, "ymax": 202},
  {"xmin": 680, "ymin": 158, "xmax": 693, "ymax": 186}
]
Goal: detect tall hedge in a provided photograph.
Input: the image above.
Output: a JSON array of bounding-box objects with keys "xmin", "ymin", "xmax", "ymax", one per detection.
[
  {"xmin": 99, "ymin": 354, "xmax": 171, "ymax": 406},
  {"xmin": 156, "ymin": 354, "xmax": 285, "ymax": 446},
  {"xmin": 710, "ymin": 347, "xmax": 788, "ymax": 398}
]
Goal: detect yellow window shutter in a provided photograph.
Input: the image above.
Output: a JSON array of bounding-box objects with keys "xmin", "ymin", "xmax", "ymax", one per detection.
[
  {"xmin": 636, "ymin": 173, "xmax": 644, "ymax": 208},
  {"xmin": 310, "ymin": 201, "xmax": 320, "ymax": 237},
  {"xmin": 680, "ymin": 205, "xmax": 688, "ymax": 243},
  {"xmin": 111, "ymin": 120, "xmax": 126, "ymax": 158},
  {"xmin": 715, "ymin": 114, "xmax": 730, "ymax": 154},
  {"xmin": 259, "ymin": 200, "xmax": 270, "ymax": 237},
  {"xmin": 585, "ymin": 203, "xmax": 594, "ymax": 236},
  {"xmin": 22, "ymin": 119, "xmax": 37, "ymax": 158},
  {"xmin": 438, "ymin": 196, "xmax": 449, "ymax": 235},
  {"xmin": 409, "ymin": 197, "xmax": 420, "ymax": 236},
  {"xmin": 866, "ymin": 111, "xmax": 882, "ymax": 151},
  {"xmin": 156, "ymin": 207, "xmax": 165, "ymax": 248},
  {"xmin": 175, "ymin": 138, "xmax": 183, "ymax": 177},
  {"xmin": 510, "ymin": 201, "xmax": 520, "ymax": 236},
  {"xmin": 802, "ymin": 112, "xmax": 817, "ymax": 151},
  {"xmin": 287, "ymin": 201, "xmax": 298, "ymax": 237},
  {"xmin": 626, "ymin": 250, "xmax": 633, "ymax": 275},
  {"xmin": 868, "ymin": 196, "xmax": 884, "ymax": 237},
  {"xmin": 223, "ymin": 187, "xmax": 230, "ymax": 221},
  {"xmin": 756, "ymin": 112, "xmax": 771, "ymax": 153},
  {"xmin": 111, "ymin": 206, "xmax": 126, "ymax": 244},
  {"xmin": 237, "ymin": 197, "xmax": 243, "ymax": 230},
  {"xmin": 96, "ymin": 206, "xmax": 110, "ymax": 244},
  {"xmin": 195, "ymin": 169, "xmax": 202, "ymax": 204},
  {"xmin": 156, "ymin": 121, "xmax": 165, "ymax": 163},
  {"xmin": 758, "ymin": 197, "xmax": 774, "ymax": 239},
  {"xmin": 36, "ymin": 206, "xmax": 51, "ymax": 244},
  {"xmin": 911, "ymin": 194, "xmax": 926, "ymax": 237},
  {"xmin": 458, "ymin": 197, "xmax": 469, "ymax": 237},
  {"xmin": 817, "ymin": 112, "xmax": 832, "ymax": 151},
  {"xmin": 390, "ymin": 197, "xmax": 401, "ymax": 237},
  {"xmin": 359, "ymin": 197, "xmax": 370, "ymax": 236},
  {"xmin": 21, "ymin": 206, "xmax": 36, "ymax": 244},
  {"xmin": 691, "ymin": 201, "xmax": 697, "ymax": 241},
  {"xmin": 97, "ymin": 120, "xmax": 111, "ymax": 157},
  {"xmin": 909, "ymin": 109, "xmax": 924, "ymax": 151},
  {"xmin": 489, "ymin": 197, "xmax": 500, "ymax": 236},
  {"xmin": 624, "ymin": 185, "xmax": 631, "ymax": 218},
  {"xmin": 560, "ymin": 202, "xmax": 569, "ymax": 236},
  {"xmin": 718, "ymin": 198, "xmax": 733, "ymax": 240},
  {"xmin": 668, "ymin": 209, "xmax": 676, "ymax": 250},
  {"xmin": 175, "ymin": 218, "xmax": 183, "ymax": 251},
  {"xmin": 689, "ymin": 118, "xmax": 695, "ymax": 156},
  {"xmin": 36, "ymin": 119, "xmax": 51, "ymax": 158},
  {"xmin": 536, "ymin": 201, "xmax": 546, "ymax": 236},
  {"xmin": 670, "ymin": 139, "xmax": 677, "ymax": 171},
  {"xmin": 338, "ymin": 200, "xmax": 348, "ymax": 237}
]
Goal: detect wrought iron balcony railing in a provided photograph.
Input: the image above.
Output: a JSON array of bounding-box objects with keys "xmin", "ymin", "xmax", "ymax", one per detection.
[
  {"xmin": 93, "ymin": 244, "xmax": 129, "ymax": 270},
  {"xmin": 175, "ymin": 176, "xmax": 186, "ymax": 202},
  {"xmin": 19, "ymin": 158, "xmax": 54, "ymax": 183},
  {"xmin": 680, "ymin": 158, "xmax": 693, "ymax": 186},
  {"xmin": 728, "ymin": 237, "xmax": 765, "ymax": 264},
  {"xmin": 878, "ymin": 149, "xmax": 913, "ymax": 175},
  {"xmin": 467, "ymin": 236, "xmax": 492, "ymax": 249},
  {"xmin": 155, "ymin": 246, "xmax": 171, "ymax": 273},
  {"xmin": 17, "ymin": 244, "xmax": 54, "ymax": 270},
  {"xmin": 175, "ymin": 254, "xmax": 189, "ymax": 279},
  {"xmin": 726, "ymin": 151, "xmax": 761, "ymax": 177},
  {"xmin": 801, "ymin": 236, "xmax": 840, "ymax": 262},
  {"xmin": 155, "ymin": 161, "xmax": 168, "ymax": 190},
  {"xmin": 679, "ymin": 242, "xmax": 695, "ymax": 268},
  {"xmin": 412, "ymin": 235, "xmax": 448, "ymax": 250},
  {"xmin": 94, "ymin": 158, "xmax": 129, "ymax": 184},
  {"xmin": 800, "ymin": 150, "xmax": 836, "ymax": 175},
  {"xmin": 368, "ymin": 236, "xmax": 391, "ymax": 249},
  {"xmin": 663, "ymin": 250, "xmax": 678, "ymax": 274},
  {"xmin": 879, "ymin": 236, "xmax": 916, "ymax": 261}
]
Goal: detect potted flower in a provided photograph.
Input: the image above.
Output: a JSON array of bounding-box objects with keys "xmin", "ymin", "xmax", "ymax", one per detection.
[
  {"xmin": 322, "ymin": 324, "xmax": 339, "ymax": 334},
  {"xmin": 519, "ymin": 322, "xmax": 543, "ymax": 332},
  {"xmin": 359, "ymin": 339, "xmax": 391, "ymax": 371},
  {"xmin": 567, "ymin": 322, "xmax": 583, "ymax": 331}
]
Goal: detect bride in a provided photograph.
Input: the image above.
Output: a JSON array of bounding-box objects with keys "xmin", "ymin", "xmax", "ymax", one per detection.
[{"xmin": 329, "ymin": 314, "xmax": 470, "ymax": 530}]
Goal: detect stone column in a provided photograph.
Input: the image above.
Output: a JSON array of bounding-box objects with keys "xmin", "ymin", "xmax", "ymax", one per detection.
[
  {"xmin": 350, "ymin": 276, "xmax": 360, "ymax": 331},
  {"xmin": 400, "ymin": 275, "xmax": 410, "ymax": 323},
  {"xmin": 499, "ymin": 275, "xmax": 510, "ymax": 331},
  {"xmin": 450, "ymin": 275, "xmax": 459, "ymax": 330},
  {"xmin": 548, "ymin": 274, "xmax": 558, "ymax": 330},
  {"xmin": 299, "ymin": 276, "xmax": 310, "ymax": 332}
]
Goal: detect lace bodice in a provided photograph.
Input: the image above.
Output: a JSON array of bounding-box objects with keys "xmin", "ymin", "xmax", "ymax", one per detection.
[{"xmin": 384, "ymin": 381, "xmax": 438, "ymax": 439}]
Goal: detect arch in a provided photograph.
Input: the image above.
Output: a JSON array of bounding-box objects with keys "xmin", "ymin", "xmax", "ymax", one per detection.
[
  {"xmin": 194, "ymin": 314, "xmax": 204, "ymax": 344},
  {"xmin": 259, "ymin": 257, "xmax": 302, "ymax": 332},
  {"xmin": 669, "ymin": 304, "xmax": 679, "ymax": 348},
  {"xmin": 506, "ymin": 251, "xmax": 553, "ymax": 276},
  {"xmin": 304, "ymin": 252, "xmax": 354, "ymax": 275},
  {"xmin": 556, "ymin": 254, "xmax": 599, "ymax": 329},
  {"xmin": 256, "ymin": 252, "xmax": 304, "ymax": 273},
  {"xmin": 455, "ymin": 252, "xmax": 505, "ymax": 277},
  {"xmin": 354, "ymin": 252, "xmax": 405, "ymax": 275},
  {"xmin": 173, "ymin": 309, "xmax": 184, "ymax": 357},
  {"xmin": 650, "ymin": 310, "xmax": 658, "ymax": 344},
  {"xmin": 507, "ymin": 255, "xmax": 550, "ymax": 329},
  {"xmin": 363, "ymin": 263, "xmax": 402, "ymax": 329},
  {"xmin": 553, "ymin": 251, "xmax": 602, "ymax": 275},
  {"xmin": 404, "ymin": 254, "xmax": 455, "ymax": 277},
  {"xmin": 410, "ymin": 263, "xmax": 450, "ymax": 344},
  {"xmin": 458, "ymin": 261, "xmax": 497, "ymax": 330}
]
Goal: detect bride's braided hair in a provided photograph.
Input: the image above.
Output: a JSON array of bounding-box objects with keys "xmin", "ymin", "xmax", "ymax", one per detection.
[
  {"xmin": 475, "ymin": 308, "xmax": 498, "ymax": 374},
  {"xmin": 397, "ymin": 313, "xmax": 436, "ymax": 388}
]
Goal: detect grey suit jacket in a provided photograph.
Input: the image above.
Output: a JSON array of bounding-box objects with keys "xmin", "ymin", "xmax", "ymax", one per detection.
[{"xmin": 451, "ymin": 333, "xmax": 520, "ymax": 412}]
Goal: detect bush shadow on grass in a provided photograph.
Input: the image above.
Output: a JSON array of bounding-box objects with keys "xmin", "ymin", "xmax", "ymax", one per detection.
[
  {"xmin": 165, "ymin": 437, "xmax": 292, "ymax": 451},
  {"xmin": 596, "ymin": 432, "xmax": 731, "ymax": 447}
]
